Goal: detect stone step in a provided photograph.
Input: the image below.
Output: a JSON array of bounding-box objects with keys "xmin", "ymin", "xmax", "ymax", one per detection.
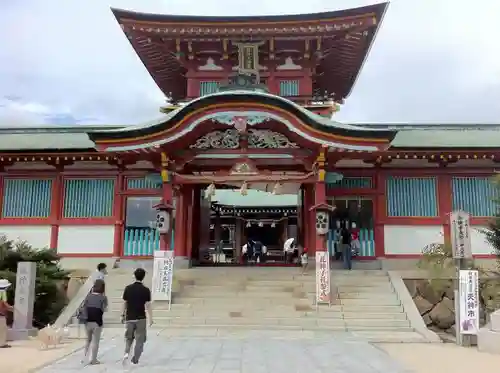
[
  {"xmin": 334, "ymin": 293, "xmax": 398, "ymax": 300},
  {"xmin": 103, "ymin": 316, "xmax": 411, "ymax": 328},
  {"xmin": 178, "ymin": 290, "xmax": 298, "ymax": 298},
  {"xmin": 170, "ymin": 297, "xmax": 309, "ymax": 305},
  {"xmin": 334, "ymin": 286, "xmax": 395, "ymax": 294},
  {"xmin": 105, "ymin": 307, "xmax": 408, "ymax": 320},
  {"xmin": 101, "ymin": 314, "xmax": 413, "ymax": 328},
  {"xmin": 332, "ymin": 278, "xmax": 391, "ymax": 284},
  {"xmin": 101, "ymin": 320, "xmax": 414, "ymax": 332},
  {"xmin": 340, "ymin": 304, "xmax": 405, "ymax": 312},
  {"xmin": 338, "ymin": 298, "xmax": 401, "ymax": 306},
  {"xmin": 350, "ymin": 331, "xmax": 430, "ymax": 343},
  {"xmin": 107, "ymin": 302, "xmax": 406, "ymax": 314}
]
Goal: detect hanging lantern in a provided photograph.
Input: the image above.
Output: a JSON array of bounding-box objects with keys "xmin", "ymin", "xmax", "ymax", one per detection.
[
  {"xmin": 271, "ymin": 222, "xmax": 276, "ymax": 228},
  {"xmin": 246, "ymin": 221, "xmax": 251, "ymax": 228},
  {"xmin": 206, "ymin": 183, "xmax": 216, "ymax": 196},
  {"xmin": 240, "ymin": 182, "xmax": 248, "ymax": 196},
  {"xmin": 258, "ymin": 221, "xmax": 264, "ymax": 227},
  {"xmin": 209, "ymin": 224, "xmax": 214, "ymax": 230}
]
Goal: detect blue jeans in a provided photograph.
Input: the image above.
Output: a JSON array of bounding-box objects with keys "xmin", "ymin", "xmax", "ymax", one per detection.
[{"xmin": 342, "ymin": 244, "xmax": 352, "ymax": 270}]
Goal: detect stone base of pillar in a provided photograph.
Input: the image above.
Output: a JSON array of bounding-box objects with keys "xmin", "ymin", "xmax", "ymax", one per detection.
[{"xmin": 174, "ymin": 256, "xmax": 191, "ymax": 269}]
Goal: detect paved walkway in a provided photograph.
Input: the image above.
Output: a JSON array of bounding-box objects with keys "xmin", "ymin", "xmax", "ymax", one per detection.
[
  {"xmin": 381, "ymin": 343, "xmax": 500, "ymax": 373},
  {"xmin": 36, "ymin": 332, "xmax": 411, "ymax": 373},
  {"xmin": 0, "ymin": 339, "xmax": 84, "ymax": 373}
]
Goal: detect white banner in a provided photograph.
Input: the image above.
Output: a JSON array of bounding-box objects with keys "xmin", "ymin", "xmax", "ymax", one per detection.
[
  {"xmin": 450, "ymin": 210, "xmax": 472, "ymax": 259},
  {"xmin": 459, "ymin": 270, "xmax": 480, "ymax": 335},
  {"xmin": 152, "ymin": 250, "xmax": 174, "ymax": 302},
  {"xmin": 315, "ymin": 251, "xmax": 331, "ymax": 304}
]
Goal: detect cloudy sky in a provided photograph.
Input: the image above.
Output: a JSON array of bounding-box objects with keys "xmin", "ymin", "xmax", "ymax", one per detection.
[{"xmin": 0, "ymin": 0, "xmax": 499, "ymax": 126}]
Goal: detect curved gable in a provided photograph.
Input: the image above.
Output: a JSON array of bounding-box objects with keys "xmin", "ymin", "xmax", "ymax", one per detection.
[{"xmin": 89, "ymin": 91, "xmax": 397, "ymax": 152}]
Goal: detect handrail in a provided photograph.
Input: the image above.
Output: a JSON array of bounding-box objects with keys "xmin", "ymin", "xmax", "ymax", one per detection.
[{"xmin": 53, "ymin": 272, "xmax": 98, "ymax": 329}]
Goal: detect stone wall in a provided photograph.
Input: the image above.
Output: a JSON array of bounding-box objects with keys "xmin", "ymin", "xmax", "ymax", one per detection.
[{"xmin": 404, "ymin": 279, "xmax": 487, "ymax": 336}]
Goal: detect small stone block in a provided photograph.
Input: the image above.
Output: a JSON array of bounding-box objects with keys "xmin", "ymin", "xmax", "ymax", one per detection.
[
  {"xmin": 295, "ymin": 304, "xmax": 313, "ymax": 312},
  {"xmin": 490, "ymin": 310, "xmax": 500, "ymax": 332},
  {"xmin": 478, "ymin": 326, "xmax": 500, "ymax": 354},
  {"xmin": 229, "ymin": 311, "xmax": 242, "ymax": 318},
  {"xmin": 292, "ymin": 290, "xmax": 306, "ymax": 298}
]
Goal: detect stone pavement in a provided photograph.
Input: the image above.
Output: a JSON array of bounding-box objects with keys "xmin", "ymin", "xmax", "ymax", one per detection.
[
  {"xmin": 381, "ymin": 342, "xmax": 500, "ymax": 373},
  {"xmin": 36, "ymin": 331, "xmax": 412, "ymax": 373},
  {"xmin": 0, "ymin": 339, "xmax": 84, "ymax": 373}
]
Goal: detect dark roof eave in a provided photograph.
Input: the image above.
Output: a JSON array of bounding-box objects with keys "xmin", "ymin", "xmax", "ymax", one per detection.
[
  {"xmin": 111, "ymin": 3, "xmax": 388, "ymax": 25},
  {"xmin": 88, "ymin": 92, "xmax": 397, "ymax": 143}
]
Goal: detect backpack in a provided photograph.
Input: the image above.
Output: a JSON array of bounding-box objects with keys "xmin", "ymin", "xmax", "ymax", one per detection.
[{"xmin": 76, "ymin": 299, "xmax": 87, "ymax": 322}]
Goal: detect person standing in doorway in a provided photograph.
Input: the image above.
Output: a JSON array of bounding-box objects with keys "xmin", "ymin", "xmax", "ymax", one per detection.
[
  {"xmin": 121, "ymin": 268, "xmax": 153, "ymax": 366},
  {"xmin": 80, "ymin": 279, "xmax": 108, "ymax": 365},
  {"xmin": 341, "ymin": 226, "xmax": 353, "ymax": 270},
  {"xmin": 300, "ymin": 246, "xmax": 309, "ymax": 274}
]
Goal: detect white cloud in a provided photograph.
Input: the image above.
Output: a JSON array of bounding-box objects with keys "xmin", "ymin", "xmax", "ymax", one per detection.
[{"xmin": 1, "ymin": 0, "xmax": 499, "ymax": 126}]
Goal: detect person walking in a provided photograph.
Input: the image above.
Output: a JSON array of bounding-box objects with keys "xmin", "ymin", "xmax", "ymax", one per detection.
[
  {"xmin": 121, "ymin": 268, "xmax": 153, "ymax": 366},
  {"xmin": 0, "ymin": 279, "xmax": 13, "ymax": 348},
  {"xmin": 94, "ymin": 263, "xmax": 108, "ymax": 281},
  {"xmin": 80, "ymin": 279, "xmax": 108, "ymax": 365}
]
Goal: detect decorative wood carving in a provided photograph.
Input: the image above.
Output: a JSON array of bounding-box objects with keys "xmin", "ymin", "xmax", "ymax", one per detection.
[
  {"xmin": 248, "ymin": 129, "xmax": 298, "ymax": 149},
  {"xmin": 229, "ymin": 159, "xmax": 259, "ymax": 176},
  {"xmin": 189, "ymin": 129, "xmax": 240, "ymax": 150},
  {"xmin": 189, "ymin": 129, "xmax": 299, "ymax": 149}
]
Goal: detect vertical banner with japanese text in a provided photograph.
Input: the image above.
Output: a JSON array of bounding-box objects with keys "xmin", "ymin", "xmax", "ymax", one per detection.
[
  {"xmin": 459, "ymin": 270, "xmax": 479, "ymax": 335},
  {"xmin": 450, "ymin": 210, "xmax": 472, "ymax": 259},
  {"xmin": 152, "ymin": 250, "xmax": 174, "ymax": 302},
  {"xmin": 315, "ymin": 251, "xmax": 331, "ymax": 304}
]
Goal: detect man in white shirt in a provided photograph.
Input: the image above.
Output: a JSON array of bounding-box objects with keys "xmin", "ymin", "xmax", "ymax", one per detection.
[{"xmin": 94, "ymin": 263, "xmax": 107, "ymax": 281}]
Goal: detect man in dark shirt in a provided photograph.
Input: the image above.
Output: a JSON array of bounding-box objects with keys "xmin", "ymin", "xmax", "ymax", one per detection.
[{"xmin": 121, "ymin": 268, "xmax": 153, "ymax": 365}]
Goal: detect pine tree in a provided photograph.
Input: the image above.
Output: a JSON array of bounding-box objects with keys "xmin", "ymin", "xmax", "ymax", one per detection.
[{"xmin": 0, "ymin": 236, "xmax": 69, "ymax": 327}]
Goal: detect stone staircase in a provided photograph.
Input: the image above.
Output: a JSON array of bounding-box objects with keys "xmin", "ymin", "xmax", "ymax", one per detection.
[{"xmin": 101, "ymin": 266, "xmax": 432, "ymax": 342}]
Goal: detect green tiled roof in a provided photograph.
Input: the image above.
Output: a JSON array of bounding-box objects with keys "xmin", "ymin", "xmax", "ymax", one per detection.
[
  {"xmin": 211, "ymin": 189, "xmax": 298, "ymax": 207},
  {"xmin": 0, "ymin": 125, "xmax": 124, "ymax": 151},
  {"xmin": 391, "ymin": 129, "xmax": 500, "ymax": 148}
]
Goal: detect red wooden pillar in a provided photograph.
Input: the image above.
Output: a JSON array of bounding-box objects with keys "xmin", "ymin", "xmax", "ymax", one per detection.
[
  {"xmin": 305, "ymin": 183, "xmax": 316, "ymax": 254},
  {"xmin": 438, "ymin": 174, "xmax": 453, "ymax": 245},
  {"xmin": 184, "ymin": 186, "xmax": 194, "ymax": 261},
  {"xmin": 0, "ymin": 175, "xmax": 4, "ymax": 218},
  {"xmin": 160, "ymin": 182, "xmax": 174, "ymax": 251},
  {"xmin": 112, "ymin": 173, "xmax": 125, "ymax": 256},
  {"xmin": 173, "ymin": 185, "xmax": 187, "ymax": 257},
  {"xmin": 302, "ymin": 184, "xmax": 310, "ymax": 251},
  {"xmin": 49, "ymin": 170, "xmax": 63, "ymax": 251},
  {"xmin": 374, "ymin": 170, "xmax": 386, "ymax": 258}
]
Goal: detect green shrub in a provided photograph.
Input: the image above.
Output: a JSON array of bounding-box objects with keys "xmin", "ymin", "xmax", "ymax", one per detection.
[{"xmin": 0, "ymin": 235, "xmax": 70, "ymax": 328}]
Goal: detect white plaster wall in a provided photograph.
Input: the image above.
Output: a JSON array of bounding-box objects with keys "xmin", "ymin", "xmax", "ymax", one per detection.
[
  {"xmin": 57, "ymin": 226, "xmax": 115, "ymax": 255},
  {"xmin": 0, "ymin": 225, "xmax": 51, "ymax": 248},
  {"xmin": 384, "ymin": 225, "xmax": 444, "ymax": 255},
  {"xmin": 470, "ymin": 226, "xmax": 495, "ymax": 255}
]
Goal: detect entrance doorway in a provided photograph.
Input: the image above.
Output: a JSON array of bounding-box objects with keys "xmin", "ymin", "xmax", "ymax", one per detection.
[
  {"xmin": 199, "ymin": 204, "xmax": 298, "ymax": 266},
  {"xmin": 327, "ymin": 197, "xmax": 375, "ymax": 257}
]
